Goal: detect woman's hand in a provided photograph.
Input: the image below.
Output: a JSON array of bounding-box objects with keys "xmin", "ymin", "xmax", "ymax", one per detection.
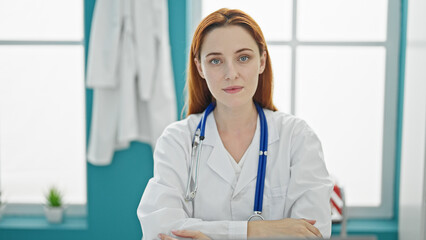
[
  {"xmin": 158, "ymin": 230, "xmax": 210, "ymax": 240},
  {"xmin": 248, "ymin": 218, "xmax": 323, "ymax": 238},
  {"xmin": 157, "ymin": 218, "xmax": 321, "ymax": 239}
]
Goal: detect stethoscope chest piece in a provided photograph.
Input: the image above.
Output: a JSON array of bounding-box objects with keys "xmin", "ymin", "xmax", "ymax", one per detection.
[{"xmin": 248, "ymin": 211, "xmax": 265, "ymax": 221}]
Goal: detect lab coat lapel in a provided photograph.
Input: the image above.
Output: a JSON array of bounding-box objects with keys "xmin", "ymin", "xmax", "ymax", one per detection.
[
  {"xmin": 203, "ymin": 113, "xmax": 235, "ymax": 187},
  {"xmin": 232, "ymin": 117, "xmax": 260, "ymax": 198},
  {"xmin": 232, "ymin": 109, "xmax": 279, "ymax": 198}
]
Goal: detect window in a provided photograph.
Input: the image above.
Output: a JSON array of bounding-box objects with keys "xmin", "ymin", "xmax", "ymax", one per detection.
[
  {"xmin": 192, "ymin": 0, "xmax": 400, "ymax": 218},
  {"xmin": 0, "ymin": 0, "xmax": 86, "ymax": 215}
]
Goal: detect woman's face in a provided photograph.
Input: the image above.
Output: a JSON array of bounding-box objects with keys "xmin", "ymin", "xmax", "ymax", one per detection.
[{"xmin": 194, "ymin": 25, "xmax": 266, "ymax": 110}]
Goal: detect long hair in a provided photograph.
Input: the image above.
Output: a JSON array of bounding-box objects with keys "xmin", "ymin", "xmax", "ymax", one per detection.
[{"xmin": 185, "ymin": 8, "xmax": 277, "ymax": 116}]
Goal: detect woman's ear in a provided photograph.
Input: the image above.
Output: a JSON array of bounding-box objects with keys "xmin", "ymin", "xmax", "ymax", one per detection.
[
  {"xmin": 194, "ymin": 58, "xmax": 205, "ymax": 79},
  {"xmin": 259, "ymin": 51, "xmax": 267, "ymax": 74}
]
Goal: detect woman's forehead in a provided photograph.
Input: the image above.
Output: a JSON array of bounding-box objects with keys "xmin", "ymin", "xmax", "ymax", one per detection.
[{"xmin": 200, "ymin": 25, "xmax": 258, "ymax": 56}]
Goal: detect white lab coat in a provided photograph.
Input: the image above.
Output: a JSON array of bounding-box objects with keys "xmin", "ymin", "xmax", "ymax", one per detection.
[
  {"xmin": 137, "ymin": 109, "xmax": 333, "ymax": 239},
  {"xmin": 86, "ymin": 0, "xmax": 177, "ymax": 165}
]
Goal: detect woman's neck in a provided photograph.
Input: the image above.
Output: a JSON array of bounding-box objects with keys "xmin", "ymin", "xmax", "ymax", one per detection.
[{"xmin": 213, "ymin": 101, "xmax": 258, "ymax": 134}]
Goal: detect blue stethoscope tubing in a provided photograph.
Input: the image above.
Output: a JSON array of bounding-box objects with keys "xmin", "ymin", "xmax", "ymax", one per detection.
[
  {"xmin": 252, "ymin": 102, "xmax": 268, "ymax": 220},
  {"xmin": 184, "ymin": 101, "xmax": 268, "ymax": 221}
]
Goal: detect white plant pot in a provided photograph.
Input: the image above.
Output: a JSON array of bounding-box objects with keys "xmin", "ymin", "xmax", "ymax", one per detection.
[
  {"xmin": 0, "ymin": 205, "xmax": 5, "ymax": 221},
  {"xmin": 44, "ymin": 206, "xmax": 64, "ymax": 223}
]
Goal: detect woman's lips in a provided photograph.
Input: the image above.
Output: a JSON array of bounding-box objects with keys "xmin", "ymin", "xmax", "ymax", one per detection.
[{"xmin": 223, "ymin": 86, "xmax": 243, "ymax": 94}]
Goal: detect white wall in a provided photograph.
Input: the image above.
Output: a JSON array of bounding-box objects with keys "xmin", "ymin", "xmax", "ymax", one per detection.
[{"xmin": 398, "ymin": 0, "xmax": 426, "ymax": 239}]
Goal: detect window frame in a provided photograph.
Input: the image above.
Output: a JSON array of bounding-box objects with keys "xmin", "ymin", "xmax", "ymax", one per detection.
[
  {"xmin": 0, "ymin": 1, "xmax": 87, "ymax": 217},
  {"xmin": 188, "ymin": 0, "xmax": 401, "ymax": 219}
]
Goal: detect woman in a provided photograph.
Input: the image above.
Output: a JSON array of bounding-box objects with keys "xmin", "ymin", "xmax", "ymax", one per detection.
[{"xmin": 137, "ymin": 8, "xmax": 332, "ymax": 239}]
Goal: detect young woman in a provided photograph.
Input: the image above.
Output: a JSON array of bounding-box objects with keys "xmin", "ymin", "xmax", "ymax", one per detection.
[{"xmin": 137, "ymin": 8, "xmax": 332, "ymax": 239}]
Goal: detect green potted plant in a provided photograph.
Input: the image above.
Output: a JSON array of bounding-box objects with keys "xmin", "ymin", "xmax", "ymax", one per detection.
[
  {"xmin": 0, "ymin": 191, "xmax": 5, "ymax": 221},
  {"xmin": 44, "ymin": 187, "xmax": 64, "ymax": 223}
]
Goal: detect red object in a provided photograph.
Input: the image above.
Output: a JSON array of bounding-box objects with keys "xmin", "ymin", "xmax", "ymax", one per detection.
[{"xmin": 331, "ymin": 185, "xmax": 343, "ymax": 215}]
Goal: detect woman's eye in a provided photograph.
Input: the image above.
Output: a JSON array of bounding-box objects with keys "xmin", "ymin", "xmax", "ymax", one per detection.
[
  {"xmin": 239, "ymin": 56, "xmax": 249, "ymax": 62},
  {"xmin": 210, "ymin": 59, "xmax": 221, "ymax": 65}
]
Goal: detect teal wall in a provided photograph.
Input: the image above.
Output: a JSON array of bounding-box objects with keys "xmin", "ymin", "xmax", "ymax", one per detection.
[{"xmin": 0, "ymin": 0, "xmax": 187, "ymax": 239}]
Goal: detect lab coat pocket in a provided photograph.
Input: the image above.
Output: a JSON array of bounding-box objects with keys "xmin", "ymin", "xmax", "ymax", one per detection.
[{"xmin": 265, "ymin": 186, "xmax": 288, "ymax": 220}]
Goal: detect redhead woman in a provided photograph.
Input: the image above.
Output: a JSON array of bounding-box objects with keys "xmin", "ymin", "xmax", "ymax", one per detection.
[{"xmin": 137, "ymin": 8, "xmax": 332, "ymax": 239}]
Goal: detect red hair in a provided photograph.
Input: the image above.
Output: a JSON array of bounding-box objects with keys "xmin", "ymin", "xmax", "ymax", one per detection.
[{"xmin": 185, "ymin": 8, "xmax": 277, "ymax": 116}]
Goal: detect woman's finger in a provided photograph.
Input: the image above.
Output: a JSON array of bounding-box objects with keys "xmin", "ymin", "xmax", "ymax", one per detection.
[
  {"xmin": 171, "ymin": 230, "xmax": 210, "ymax": 239},
  {"xmin": 302, "ymin": 218, "xmax": 316, "ymax": 225},
  {"xmin": 158, "ymin": 233, "xmax": 178, "ymax": 240},
  {"xmin": 303, "ymin": 221, "xmax": 322, "ymax": 238}
]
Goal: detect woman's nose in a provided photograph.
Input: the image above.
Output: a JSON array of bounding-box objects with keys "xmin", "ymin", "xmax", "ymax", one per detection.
[{"xmin": 224, "ymin": 61, "xmax": 238, "ymax": 80}]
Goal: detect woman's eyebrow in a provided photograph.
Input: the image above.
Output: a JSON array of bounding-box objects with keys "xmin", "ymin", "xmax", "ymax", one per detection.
[
  {"xmin": 235, "ymin": 48, "xmax": 254, "ymax": 54},
  {"xmin": 205, "ymin": 48, "xmax": 254, "ymax": 58},
  {"xmin": 205, "ymin": 52, "xmax": 222, "ymax": 58}
]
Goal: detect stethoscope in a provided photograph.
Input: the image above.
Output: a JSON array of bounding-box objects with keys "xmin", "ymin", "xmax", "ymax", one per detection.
[{"xmin": 184, "ymin": 101, "xmax": 268, "ymax": 221}]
